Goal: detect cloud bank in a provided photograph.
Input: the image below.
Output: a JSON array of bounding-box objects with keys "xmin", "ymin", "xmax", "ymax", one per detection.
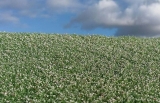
[
  {"xmin": 1, "ymin": 0, "xmax": 160, "ymax": 37},
  {"xmin": 67, "ymin": 0, "xmax": 160, "ymax": 37}
]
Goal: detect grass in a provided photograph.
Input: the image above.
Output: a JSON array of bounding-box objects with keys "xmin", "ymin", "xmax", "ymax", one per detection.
[{"xmin": 0, "ymin": 32, "xmax": 160, "ymax": 102}]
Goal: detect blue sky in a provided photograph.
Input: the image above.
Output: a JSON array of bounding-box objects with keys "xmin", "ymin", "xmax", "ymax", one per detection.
[{"xmin": 1, "ymin": 0, "xmax": 160, "ymax": 37}]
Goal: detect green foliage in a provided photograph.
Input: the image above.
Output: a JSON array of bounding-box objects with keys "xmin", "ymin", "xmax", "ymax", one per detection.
[{"xmin": 0, "ymin": 32, "xmax": 160, "ymax": 102}]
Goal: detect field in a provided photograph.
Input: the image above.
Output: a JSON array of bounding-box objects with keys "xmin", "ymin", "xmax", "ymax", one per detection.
[{"xmin": 0, "ymin": 32, "xmax": 160, "ymax": 102}]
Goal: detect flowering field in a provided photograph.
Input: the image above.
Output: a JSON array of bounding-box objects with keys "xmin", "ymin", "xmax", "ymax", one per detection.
[{"xmin": 0, "ymin": 32, "xmax": 160, "ymax": 102}]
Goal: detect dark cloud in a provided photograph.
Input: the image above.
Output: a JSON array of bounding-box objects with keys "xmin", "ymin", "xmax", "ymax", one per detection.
[
  {"xmin": 67, "ymin": 0, "xmax": 160, "ymax": 37},
  {"xmin": 116, "ymin": 25, "xmax": 160, "ymax": 37}
]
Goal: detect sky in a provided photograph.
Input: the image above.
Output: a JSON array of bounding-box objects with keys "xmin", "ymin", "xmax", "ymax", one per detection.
[{"xmin": 1, "ymin": 0, "xmax": 160, "ymax": 37}]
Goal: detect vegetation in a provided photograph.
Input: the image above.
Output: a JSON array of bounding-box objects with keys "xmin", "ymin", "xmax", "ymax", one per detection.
[{"xmin": 0, "ymin": 32, "xmax": 160, "ymax": 102}]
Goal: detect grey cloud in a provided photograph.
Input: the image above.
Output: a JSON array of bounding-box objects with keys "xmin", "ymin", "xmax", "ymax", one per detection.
[
  {"xmin": 46, "ymin": 0, "xmax": 80, "ymax": 9},
  {"xmin": 67, "ymin": 0, "xmax": 160, "ymax": 37},
  {"xmin": 46, "ymin": 0, "xmax": 87, "ymax": 13},
  {"xmin": 0, "ymin": 0, "xmax": 29, "ymax": 9},
  {"xmin": 116, "ymin": 25, "xmax": 160, "ymax": 37},
  {"xmin": 45, "ymin": 0, "xmax": 100, "ymax": 14}
]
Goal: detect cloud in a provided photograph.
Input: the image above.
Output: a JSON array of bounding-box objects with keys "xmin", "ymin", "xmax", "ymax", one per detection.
[
  {"xmin": 0, "ymin": 0, "xmax": 94, "ymax": 25},
  {"xmin": 1, "ymin": 0, "xmax": 159, "ymax": 37},
  {"xmin": 0, "ymin": 12, "xmax": 19, "ymax": 24},
  {"xmin": 0, "ymin": 0, "xmax": 29, "ymax": 9},
  {"xmin": 46, "ymin": 0, "xmax": 79, "ymax": 8},
  {"xmin": 0, "ymin": 0, "xmax": 85, "ymax": 29},
  {"xmin": 46, "ymin": 0, "xmax": 85, "ymax": 13},
  {"xmin": 0, "ymin": 0, "xmax": 84, "ymax": 19},
  {"xmin": 66, "ymin": 0, "xmax": 123, "ymax": 28},
  {"xmin": 67, "ymin": 0, "xmax": 160, "ymax": 37},
  {"xmin": 0, "ymin": 0, "xmax": 47, "ymax": 18}
]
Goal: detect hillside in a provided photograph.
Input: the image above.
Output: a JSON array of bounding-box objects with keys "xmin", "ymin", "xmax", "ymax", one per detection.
[{"xmin": 0, "ymin": 32, "xmax": 160, "ymax": 102}]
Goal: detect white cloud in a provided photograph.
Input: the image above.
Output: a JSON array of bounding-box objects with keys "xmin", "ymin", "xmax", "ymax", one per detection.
[
  {"xmin": 67, "ymin": 0, "xmax": 160, "ymax": 37},
  {"xmin": 0, "ymin": 13, "xmax": 19, "ymax": 24},
  {"xmin": 65, "ymin": 0, "xmax": 123, "ymax": 29}
]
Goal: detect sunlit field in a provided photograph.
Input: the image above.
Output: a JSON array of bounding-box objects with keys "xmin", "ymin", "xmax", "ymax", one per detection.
[{"xmin": 0, "ymin": 32, "xmax": 160, "ymax": 102}]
